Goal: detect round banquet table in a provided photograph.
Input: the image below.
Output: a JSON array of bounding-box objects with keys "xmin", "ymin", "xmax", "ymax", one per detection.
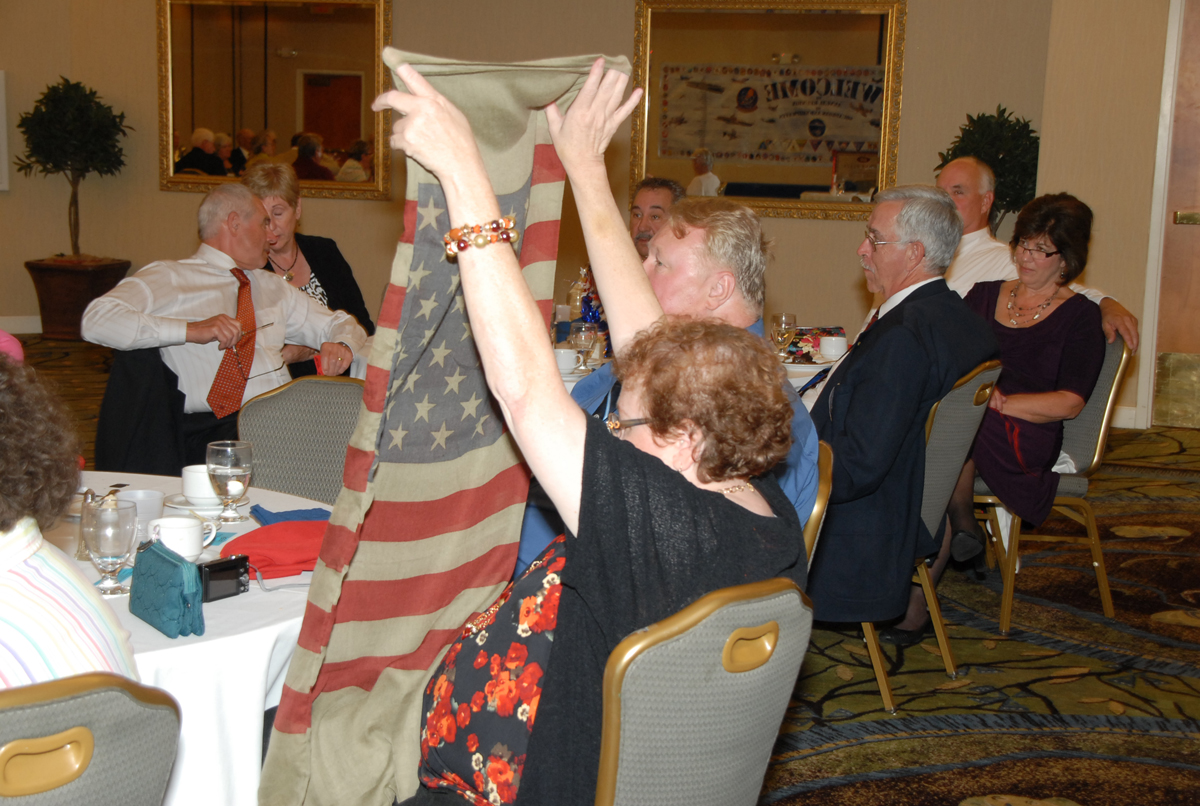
[{"xmin": 41, "ymin": 470, "xmax": 322, "ymax": 806}]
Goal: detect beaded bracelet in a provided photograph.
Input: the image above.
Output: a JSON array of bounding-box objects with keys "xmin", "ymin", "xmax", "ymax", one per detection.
[{"xmin": 443, "ymin": 216, "xmax": 520, "ymax": 259}]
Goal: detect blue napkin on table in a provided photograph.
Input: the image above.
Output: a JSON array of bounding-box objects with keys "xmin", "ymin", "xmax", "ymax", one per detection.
[{"xmin": 249, "ymin": 505, "xmax": 331, "ymax": 527}]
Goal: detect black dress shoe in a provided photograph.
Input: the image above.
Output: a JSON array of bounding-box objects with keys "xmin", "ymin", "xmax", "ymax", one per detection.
[
  {"xmin": 950, "ymin": 528, "xmax": 986, "ymax": 562},
  {"xmin": 877, "ymin": 620, "xmax": 932, "ymax": 647}
]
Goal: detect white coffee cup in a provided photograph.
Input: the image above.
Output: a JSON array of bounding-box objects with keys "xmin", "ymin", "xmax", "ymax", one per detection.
[
  {"xmin": 819, "ymin": 336, "xmax": 848, "ymax": 360},
  {"xmin": 554, "ymin": 348, "xmax": 583, "ymax": 373},
  {"xmin": 148, "ymin": 516, "xmax": 218, "ymax": 562},
  {"xmin": 116, "ymin": 489, "xmax": 166, "ymax": 539},
  {"xmin": 181, "ymin": 465, "xmax": 221, "ymax": 506}
]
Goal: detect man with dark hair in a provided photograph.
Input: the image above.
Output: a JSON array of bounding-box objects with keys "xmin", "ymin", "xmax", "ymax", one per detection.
[
  {"xmin": 629, "ymin": 176, "xmax": 685, "ymax": 259},
  {"xmin": 806, "ymin": 185, "xmax": 999, "ymax": 626},
  {"xmin": 293, "ymin": 133, "xmax": 335, "ymax": 181}
]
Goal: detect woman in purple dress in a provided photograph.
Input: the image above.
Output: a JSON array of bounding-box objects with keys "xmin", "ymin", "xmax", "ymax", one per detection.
[{"xmin": 948, "ymin": 194, "xmax": 1106, "ymax": 562}]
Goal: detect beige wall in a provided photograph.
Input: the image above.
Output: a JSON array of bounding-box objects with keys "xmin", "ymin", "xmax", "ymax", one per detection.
[
  {"xmin": 1038, "ymin": 0, "xmax": 1171, "ymax": 410},
  {"xmin": 0, "ymin": 0, "xmax": 1173, "ymax": 414}
]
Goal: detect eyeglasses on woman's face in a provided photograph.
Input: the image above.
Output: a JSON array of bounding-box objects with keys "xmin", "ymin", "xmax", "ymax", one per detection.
[
  {"xmin": 604, "ymin": 411, "xmax": 648, "ymax": 438},
  {"xmin": 1015, "ymin": 239, "xmax": 1061, "ymax": 260}
]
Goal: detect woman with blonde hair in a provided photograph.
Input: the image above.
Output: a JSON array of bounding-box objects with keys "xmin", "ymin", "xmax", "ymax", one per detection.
[{"xmin": 242, "ymin": 163, "xmax": 375, "ymax": 377}]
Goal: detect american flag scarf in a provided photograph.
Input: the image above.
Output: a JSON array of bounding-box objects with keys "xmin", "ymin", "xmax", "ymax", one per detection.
[{"xmin": 260, "ymin": 52, "xmax": 631, "ymax": 805}]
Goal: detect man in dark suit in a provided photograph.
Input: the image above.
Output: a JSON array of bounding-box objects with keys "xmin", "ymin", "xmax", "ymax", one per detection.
[{"xmin": 807, "ymin": 185, "xmax": 999, "ymax": 628}]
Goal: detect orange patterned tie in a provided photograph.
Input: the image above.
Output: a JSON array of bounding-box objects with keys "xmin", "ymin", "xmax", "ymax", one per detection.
[{"xmin": 206, "ymin": 268, "xmax": 255, "ymax": 418}]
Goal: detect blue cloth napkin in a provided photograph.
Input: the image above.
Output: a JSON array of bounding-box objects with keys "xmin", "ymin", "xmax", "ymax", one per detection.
[{"xmin": 249, "ymin": 505, "xmax": 331, "ymax": 527}]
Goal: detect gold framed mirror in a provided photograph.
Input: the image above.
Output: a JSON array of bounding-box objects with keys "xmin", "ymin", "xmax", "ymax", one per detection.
[
  {"xmin": 157, "ymin": 0, "xmax": 392, "ymax": 200},
  {"xmin": 631, "ymin": 0, "xmax": 905, "ymax": 220}
]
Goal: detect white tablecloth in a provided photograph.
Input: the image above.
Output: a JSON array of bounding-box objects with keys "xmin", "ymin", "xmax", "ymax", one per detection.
[{"xmin": 43, "ymin": 471, "xmax": 321, "ymax": 806}]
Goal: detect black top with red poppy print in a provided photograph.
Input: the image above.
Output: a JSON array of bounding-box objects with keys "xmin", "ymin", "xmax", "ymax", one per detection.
[
  {"xmin": 408, "ymin": 417, "xmax": 805, "ymax": 805},
  {"xmin": 416, "ymin": 536, "xmax": 565, "ymax": 805}
]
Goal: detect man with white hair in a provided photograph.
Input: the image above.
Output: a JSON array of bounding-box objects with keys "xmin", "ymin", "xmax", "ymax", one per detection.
[
  {"xmin": 686, "ymin": 147, "xmax": 720, "ymax": 197},
  {"xmin": 174, "ymin": 127, "xmax": 227, "ymax": 176},
  {"xmin": 82, "ymin": 184, "xmax": 366, "ymax": 461},
  {"xmin": 806, "ymin": 185, "xmax": 999, "ymax": 626}
]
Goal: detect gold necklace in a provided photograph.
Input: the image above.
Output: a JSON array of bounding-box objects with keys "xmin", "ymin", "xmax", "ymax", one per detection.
[
  {"xmin": 720, "ymin": 481, "xmax": 754, "ymax": 496},
  {"xmin": 269, "ymin": 246, "xmax": 300, "ymax": 282}
]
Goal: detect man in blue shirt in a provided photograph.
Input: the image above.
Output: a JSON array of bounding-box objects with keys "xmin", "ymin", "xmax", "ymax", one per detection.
[{"xmin": 514, "ymin": 87, "xmax": 819, "ymax": 573}]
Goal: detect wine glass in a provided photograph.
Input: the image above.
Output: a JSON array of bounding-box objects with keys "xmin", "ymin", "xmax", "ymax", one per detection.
[
  {"xmin": 570, "ymin": 322, "xmax": 600, "ymax": 370},
  {"xmin": 206, "ymin": 440, "xmax": 254, "ymax": 523},
  {"xmin": 769, "ymin": 313, "xmax": 798, "ymax": 357},
  {"xmin": 81, "ymin": 499, "xmax": 138, "ymax": 597}
]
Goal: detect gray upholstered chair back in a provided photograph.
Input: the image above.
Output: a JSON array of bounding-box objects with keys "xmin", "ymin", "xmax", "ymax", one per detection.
[
  {"xmin": 238, "ymin": 376, "xmax": 365, "ymax": 505},
  {"xmin": 1060, "ymin": 337, "xmax": 1132, "ymax": 479},
  {"xmin": 0, "ymin": 673, "xmax": 179, "ymax": 805},
  {"xmin": 921, "ymin": 360, "xmax": 1003, "ymax": 538},
  {"xmin": 595, "ymin": 579, "xmax": 812, "ymax": 806}
]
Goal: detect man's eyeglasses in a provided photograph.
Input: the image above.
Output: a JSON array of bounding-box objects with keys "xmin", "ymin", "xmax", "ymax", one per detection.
[
  {"xmin": 229, "ymin": 322, "xmax": 285, "ymax": 380},
  {"xmin": 863, "ymin": 229, "xmax": 907, "ymax": 250},
  {"xmin": 604, "ymin": 411, "xmax": 648, "ymax": 437},
  {"xmin": 1016, "ymin": 240, "xmax": 1061, "ymax": 260}
]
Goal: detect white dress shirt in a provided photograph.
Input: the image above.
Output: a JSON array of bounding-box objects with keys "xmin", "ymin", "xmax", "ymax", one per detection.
[
  {"xmin": 687, "ymin": 172, "xmax": 721, "ymax": 197},
  {"xmin": 82, "ymin": 243, "xmax": 367, "ymax": 413}
]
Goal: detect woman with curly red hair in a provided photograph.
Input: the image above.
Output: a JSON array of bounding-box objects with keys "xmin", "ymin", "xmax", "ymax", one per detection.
[{"xmin": 376, "ymin": 61, "xmax": 805, "ymax": 806}]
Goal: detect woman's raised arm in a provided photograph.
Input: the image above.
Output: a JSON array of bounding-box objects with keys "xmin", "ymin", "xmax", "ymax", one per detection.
[
  {"xmin": 545, "ymin": 58, "xmax": 662, "ymax": 353},
  {"xmin": 373, "ymin": 66, "xmax": 588, "ymax": 534}
]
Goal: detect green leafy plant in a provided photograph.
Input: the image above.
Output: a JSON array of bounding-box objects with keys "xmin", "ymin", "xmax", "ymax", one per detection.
[
  {"xmin": 937, "ymin": 105, "xmax": 1039, "ymax": 232},
  {"xmin": 15, "ymin": 78, "xmax": 132, "ymax": 257}
]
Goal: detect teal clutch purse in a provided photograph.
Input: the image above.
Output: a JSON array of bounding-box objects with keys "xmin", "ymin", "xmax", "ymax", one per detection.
[{"xmin": 129, "ymin": 540, "xmax": 205, "ymax": 638}]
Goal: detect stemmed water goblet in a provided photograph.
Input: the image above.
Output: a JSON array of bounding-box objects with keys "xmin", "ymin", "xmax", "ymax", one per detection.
[
  {"xmin": 81, "ymin": 499, "xmax": 139, "ymax": 597},
  {"xmin": 206, "ymin": 440, "xmax": 254, "ymax": 523},
  {"xmin": 770, "ymin": 313, "xmax": 798, "ymax": 357},
  {"xmin": 570, "ymin": 322, "xmax": 600, "ymax": 370}
]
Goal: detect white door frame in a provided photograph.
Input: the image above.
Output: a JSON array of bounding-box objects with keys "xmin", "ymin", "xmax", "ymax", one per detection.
[{"xmin": 1136, "ymin": 0, "xmax": 1186, "ymax": 428}]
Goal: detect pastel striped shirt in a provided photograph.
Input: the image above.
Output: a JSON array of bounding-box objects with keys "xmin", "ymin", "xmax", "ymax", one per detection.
[{"xmin": 0, "ymin": 517, "xmax": 138, "ymax": 688}]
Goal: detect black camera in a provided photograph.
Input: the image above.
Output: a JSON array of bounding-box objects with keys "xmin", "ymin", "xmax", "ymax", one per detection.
[{"xmin": 199, "ymin": 555, "xmax": 251, "ymax": 602}]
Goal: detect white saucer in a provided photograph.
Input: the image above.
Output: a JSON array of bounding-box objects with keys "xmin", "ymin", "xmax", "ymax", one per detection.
[
  {"xmin": 164, "ymin": 493, "xmax": 248, "ymax": 517},
  {"xmin": 196, "ymin": 545, "xmax": 223, "ymax": 564},
  {"xmin": 560, "ymin": 368, "xmax": 592, "ymax": 380}
]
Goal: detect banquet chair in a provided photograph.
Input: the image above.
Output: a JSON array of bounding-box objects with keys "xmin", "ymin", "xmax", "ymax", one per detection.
[
  {"xmin": 975, "ymin": 337, "xmax": 1131, "ymax": 634},
  {"xmin": 238, "ymin": 375, "xmax": 365, "ymax": 505},
  {"xmin": 0, "ymin": 672, "xmax": 180, "ymax": 805},
  {"xmin": 859, "ymin": 359, "xmax": 1001, "ymax": 713},
  {"xmin": 595, "ymin": 578, "xmax": 812, "ymax": 806}
]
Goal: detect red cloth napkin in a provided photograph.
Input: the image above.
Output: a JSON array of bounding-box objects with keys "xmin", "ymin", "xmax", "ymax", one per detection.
[{"xmin": 220, "ymin": 521, "xmax": 326, "ymax": 579}]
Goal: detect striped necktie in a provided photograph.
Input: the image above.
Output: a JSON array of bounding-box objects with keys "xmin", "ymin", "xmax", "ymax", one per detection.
[{"xmin": 206, "ymin": 268, "xmax": 255, "ymax": 418}]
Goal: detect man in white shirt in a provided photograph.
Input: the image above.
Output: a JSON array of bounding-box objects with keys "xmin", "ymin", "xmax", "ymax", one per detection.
[
  {"xmin": 686, "ymin": 148, "xmax": 721, "ymax": 197},
  {"xmin": 935, "ymin": 156, "xmax": 1139, "ymax": 349},
  {"xmin": 82, "ymin": 184, "xmax": 367, "ymax": 460}
]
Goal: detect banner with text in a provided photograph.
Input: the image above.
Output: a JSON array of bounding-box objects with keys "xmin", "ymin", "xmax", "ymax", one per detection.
[{"xmin": 659, "ymin": 63, "xmax": 884, "ymax": 167}]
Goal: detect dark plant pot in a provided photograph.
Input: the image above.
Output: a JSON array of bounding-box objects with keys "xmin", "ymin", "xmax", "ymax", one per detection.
[{"xmin": 24, "ymin": 256, "xmax": 130, "ymax": 340}]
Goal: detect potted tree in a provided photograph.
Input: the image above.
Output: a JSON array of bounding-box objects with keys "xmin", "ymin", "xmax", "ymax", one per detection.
[
  {"xmin": 936, "ymin": 105, "xmax": 1039, "ymax": 234},
  {"xmin": 15, "ymin": 78, "xmax": 133, "ymax": 340}
]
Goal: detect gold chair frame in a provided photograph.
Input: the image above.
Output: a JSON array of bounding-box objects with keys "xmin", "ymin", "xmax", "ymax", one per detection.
[{"xmin": 975, "ymin": 342, "xmax": 1132, "ymax": 635}]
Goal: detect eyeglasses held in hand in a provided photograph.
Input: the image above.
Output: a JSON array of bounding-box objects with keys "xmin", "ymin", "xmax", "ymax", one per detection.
[{"xmin": 229, "ymin": 322, "xmax": 285, "ymax": 380}]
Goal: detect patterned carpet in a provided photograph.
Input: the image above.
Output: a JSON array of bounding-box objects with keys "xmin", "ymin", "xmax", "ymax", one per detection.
[
  {"xmin": 766, "ymin": 427, "xmax": 1200, "ymax": 806},
  {"xmin": 18, "ymin": 337, "xmax": 1200, "ymax": 804}
]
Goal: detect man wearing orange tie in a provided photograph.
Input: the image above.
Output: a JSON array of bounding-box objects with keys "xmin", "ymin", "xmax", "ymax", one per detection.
[{"xmin": 82, "ymin": 184, "xmax": 367, "ymax": 463}]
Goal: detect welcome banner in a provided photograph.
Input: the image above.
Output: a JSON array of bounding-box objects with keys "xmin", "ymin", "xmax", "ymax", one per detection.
[{"xmin": 658, "ymin": 63, "xmax": 885, "ymax": 167}]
